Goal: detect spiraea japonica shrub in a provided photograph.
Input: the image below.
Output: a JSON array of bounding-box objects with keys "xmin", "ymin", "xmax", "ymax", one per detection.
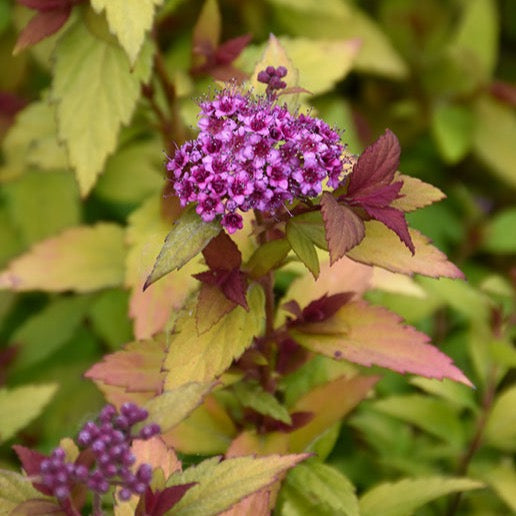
[{"xmin": 1, "ymin": 1, "xmax": 514, "ymax": 515}]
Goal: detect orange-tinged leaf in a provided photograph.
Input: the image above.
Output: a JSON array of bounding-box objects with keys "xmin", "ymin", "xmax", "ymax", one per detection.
[
  {"xmin": 164, "ymin": 284, "xmax": 264, "ymax": 389},
  {"xmin": 126, "ymin": 196, "xmax": 201, "ymax": 339},
  {"xmin": 291, "ymin": 300, "xmax": 472, "ymax": 386},
  {"xmin": 132, "ymin": 436, "xmax": 182, "ymax": 479},
  {"xmin": 227, "ymin": 430, "xmax": 289, "ymax": 457},
  {"xmin": 321, "ymin": 192, "xmax": 365, "ymax": 264},
  {"xmin": 391, "ymin": 174, "xmax": 446, "ymax": 212},
  {"xmin": 287, "ymin": 375, "xmax": 380, "ymax": 452},
  {"xmin": 219, "ymin": 489, "xmax": 270, "ymax": 516},
  {"xmin": 84, "ymin": 335, "xmax": 166, "ymax": 394},
  {"xmin": 0, "ymin": 223, "xmax": 125, "ymax": 292},
  {"xmin": 346, "ymin": 221, "xmax": 464, "ymax": 278}
]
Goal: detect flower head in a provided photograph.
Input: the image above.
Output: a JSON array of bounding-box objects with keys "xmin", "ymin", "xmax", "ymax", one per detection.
[{"xmin": 167, "ymin": 67, "xmax": 350, "ymax": 233}]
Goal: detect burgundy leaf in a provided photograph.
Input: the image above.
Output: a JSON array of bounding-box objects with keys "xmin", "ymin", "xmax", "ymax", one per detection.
[
  {"xmin": 14, "ymin": 6, "xmax": 71, "ymax": 54},
  {"xmin": 220, "ymin": 268, "xmax": 249, "ymax": 309},
  {"xmin": 209, "ymin": 65, "xmax": 248, "ymax": 83},
  {"xmin": 281, "ymin": 300, "xmax": 303, "ymax": 319},
  {"xmin": 17, "ymin": 0, "xmax": 70, "ymax": 10},
  {"xmin": 194, "ymin": 268, "xmax": 230, "ymax": 287},
  {"xmin": 490, "ymin": 80, "xmax": 516, "ymax": 107},
  {"xmin": 348, "ymin": 180, "xmax": 403, "ymax": 208},
  {"xmin": 347, "ymin": 129, "xmax": 400, "ymax": 197},
  {"xmin": 0, "ymin": 92, "xmax": 27, "ymax": 118},
  {"xmin": 321, "ymin": 192, "xmax": 365, "ymax": 264},
  {"xmin": 202, "ymin": 231, "xmax": 241, "ymax": 270},
  {"xmin": 142, "ymin": 484, "xmax": 197, "ymax": 516},
  {"xmin": 264, "ymin": 411, "xmax": 314, "ymax": 433},
  {"xmin": 215, "ymin": 34, "xmax": 252, "ymax": 65},
  {"xmin": 362, "ymin": 205, "xmax": 415, "ymax": 254},
  {"xmin": 12, "ymin": 445, "xmax": 52, "ymax": 496},
  {"xmin": 300, "ymin": 293, "xmax": 353, "ymax": 324},
  {"xmin": 276, "ymin": 336, "xmax": 310, "ymax": 375}
]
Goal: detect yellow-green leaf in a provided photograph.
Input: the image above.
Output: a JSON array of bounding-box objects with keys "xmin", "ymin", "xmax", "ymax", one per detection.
[
  {"xmin": 0, "ymin": 471, "xmax": 47, "ymax": 513},
  {"xmin": 144, "ymin": 204, "xmax": 220, "ymax": 289},
  {"xmin": 141, "ymin": 382, "xmax": 214, "ymax": 433},
  {"xmin": 286, "ymin": 219, "xmax": 320, "ymax": 279},
  {"xmin": 0, "ymin": 384, "xmax": 57, "ymax": 443},
  {"xmin": 164, "ymin": 285, "xmax": 264, "ymax": 389},
  {"xmin": 168, "ymin": 454, "xmax": 309, "ymax": 515},
  {"xmin": 90, "ymin": 0, "xmax": 162, "ymax": 64},
  {"xmin": 482, "ymin": 461, "xmax": 516, "ymax": 512},
  {"xmin": 391, "ymin": 174, "xmax": 446, "ymax": 212},
  {"xmin": 359, "ymin": 477, "xmax": 484, "ymax": 516},
  {"xmin": 51, "ymin": 15, "xmax": 154, "ymax": 195},
  {"xmin": 0, "ymin": 224, "xmax": 126, "ymax": 292},
  {"xmin": 485, "ymin": 385, "xmax": 516, "ymax": 451},
  {"xmin": 347, "ymin": 221, "xmax": 464, "ymax": 279}
]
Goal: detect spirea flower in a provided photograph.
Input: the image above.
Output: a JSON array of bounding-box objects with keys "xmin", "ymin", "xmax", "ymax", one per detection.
[
  {"xmin": 167, "ymin": 67, "xmax": 350, "ymax": 233},
  {"xmin": 39, "ymin": 403, "xmax": 160, "ymax": 503}
]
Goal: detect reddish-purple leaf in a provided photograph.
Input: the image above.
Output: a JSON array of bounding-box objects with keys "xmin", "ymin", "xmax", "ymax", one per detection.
[
  {"xmin": 0, "ymin": 92, "xmax": 27, "ymax": 118},
  {"xmin": 194, "ymin": 266, "xmax": 248, "ymax": 309},
  {"xmin": 14, "ymin": 7, "xmax": 71, "ymax": 54},
  {"xmin": 12, "ymin": 445, "xmax": 51, "ymax": 496},
  {"xmin": 362, "ymin": 205, "xmax": 415, "ymax": 254},
  {"xmin": 297, "ymin": 293, "xmax": 353, "ymax": 324},
  {"xmin": 347, "ymin": 129, "xmax": 400, "ymax": 197},
  {"xmin": 215, "ymin": 34, "xmax": 252, "ymax": 65},
  {"xmin": 349, "ymin": 180, "xmax": 403, "ymax": 208},
  {"xmin": 275, "ymin": 336, "xmax": 309, "ymax": 375},
  {"xmin": 141, "ymin": 484, "xmax": 197, "ymax": 516},
  {"xmin": 290, "ymin": 300, "xmax": 473, "ymax": 386},
  {"xmin": 321, "ymin": 192, "xmax": 365, "ymax": 264},
  {"xmin": 17, "ymin": 0, "xmax": 70, "ymax": 10},
  {"xmin": 263, "ymin": 411, "xmax": 314, "ymax": 433},
  {"xmin": 202, "ymin": 231, "xmax": 241, "ymax": 270},
  {"xmin": 489, "ymin": 80, "xmax": 516, "ymax": 107}
]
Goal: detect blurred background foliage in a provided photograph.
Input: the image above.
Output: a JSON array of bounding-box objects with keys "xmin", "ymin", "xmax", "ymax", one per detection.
[{"xmin": 0, "ymin": 0, "xmax": 514, "ymax": 514}]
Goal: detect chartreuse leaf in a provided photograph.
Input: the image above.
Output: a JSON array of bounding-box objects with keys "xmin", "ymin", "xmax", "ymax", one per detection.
[
  {"xmin": 391, "ymin": 174, "xmax": 445, "ymax": 212},
  {"xmin": 90, "ymin": 0, "xmax": 163, "ymax": 64},
  {"xmin": 473, "ymin": 95, "xmax": 516, "ymax": 188},
  {"xmin": 51, "ymin": 14, "xmax": 154, "ymax": 195},
  {"xmin": 0, "ymin": 470, "xmax": 47, "ymax": 513},
  {"xmin": 409, "ymin": 377, "xmax": 476, "ymax": 411},
  {"xmin": 0, "ymin": 384, "xmax": 57, "ymax": 443},
  {"xmin": 164, "ymin": 285, "xmax": 264, "ymax": 389},
  {"xmin": 482, "ymin": 461, "xmax": 516, "ymax": 512},
  {"xmin": 431, "ymin": 102, "xmax": 474, "ymax": 164},
  {"xmin": 2, "ymin": 170, "xmax": 80, "ymax": 246},
  {"xmin": 290, "ymin": 300, "xmax": 472, "ymax": 386},
  {"xmin": 372, "ymin": 395, "xmax": 464, "ymax": 448},
  {"xmin": 141, "ymin": 382, "xmax": 214, "ymax": 433},
  {"xmin": 286, "ymin": 219, "xmax": 320, "ymax": 279},
  {"xmin": 233, "ymin": 380, "xmax": 292, "ymax": 424},
  {"xmin": 359, "ymin": 477, "xmax": 484, "ymax": 516},
  {"xmin": 484, "ymin": 385, "xmax": 516, "ymax": 451},
  {"xmin": 167, "ymin": 454, "xmax": 309, "ymax": 515},
  {"xmin": 347, "ymin": 221, "xmax": 464, "ymax": 279},
  {"xmin": 0, "ymin": 224, "xmax": 126, "ymax": 292},
  {"xmin": 287, "ymin": 375, "xmax": 379, "ymax": 452},
  {"xmin": 482, "ymin": 207, "xmax": 516, "ymax": 254},
  {"xmin": 0, "ymin": 99, "xmax": 68, "ymax": 180},
  {"xmin": 280, "ymin": 462, "xmax": 359, "ymax": 516},
  {"xmin": 144, "ymin": 204, "xmax": 220, "ymax": 289},
  {"xmin": 246, "ymin": 238, "xmax": 291, "ymax": 278}
]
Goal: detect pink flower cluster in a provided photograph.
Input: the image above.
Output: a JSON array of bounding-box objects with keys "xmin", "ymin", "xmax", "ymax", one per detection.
[{"xmin": 167, "ymin": 69, "xmax": 348, "ymax": 233}]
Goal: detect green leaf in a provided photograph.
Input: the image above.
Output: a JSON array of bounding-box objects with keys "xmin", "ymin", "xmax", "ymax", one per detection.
[
  {"xmin": 431, "ymin": 102, "xmax": 474, "ymax": 164},
  {"xmin": 167, "ymin": 454, "xmax": 309, "ymax": 515},
  {"xmin": 9, "ymin": 295, "xmax": 93, "ymax": 374},
  {"xmin": 51, "ymin": 15, "xmax": 154, "ymax": 195},
  {"xmin": 2, "ymin": 170, "xmax": 80, "ymax": 246},
  {"xmin": 0, "ymin": 99, "xmax": 68, "ymax": 180},
  {"xmin": 164, "ymin": 284, "xmax": 264, "ymax": 389},
  {"xmin": 482, "ymin": 461, "xmax": 516, "ymax": 512},
  {"xmin": 482, "ymin": 207, "xmax": 516, "ymax": 254},
  {"xmin": 246, "ymin": 238, "xmax": 291, "ymax": 278},
  {"xmin": 286, "ymin": 219, "xmax": 320, "ymax": 279},
  {"xmin": 0, "ymin": 384, "xmax": 58, "ymax": 443},
  {"xmin": 282, "ymin": 462, "xmax": 359, "ymax": 516},
  {"xmin": 0, "ymin": 470, "xmax": 47, "ymax": 513},
  {"xmin": 485, "ymin": 385, "xmax": 516, "ymax": 451},
  {"xmin": 409, "ymin": 378, "xmax": 476, "ymax": 411},
  {"xmin": 372, "ymin": 395, "xmax": 465, "ymax": 448},
  {"xmin": 359, "ymin": 477, "xmax": 484, "ymax": 516},
  {"xmin": 144, "ymin": 205, "xmax": 220, "ymax": 289},
  {"xmin": 141, "ymin": 382, "xmax": 214, "ymax": 433},
  {"xmin": 90, "ymin": 0, "xmax": 162, "ymax": 64},
  {"xmin": 452, "ymin": 0, "xmax": 498, "ymax": 80},
  {"xmin": 288, "ymin": 211, "xmax": 327, "ymax": 250},
  {"xmin": 0, "ymin": 223, "xmax": 126, "ymax": 292},
  {"xmin": 233, "ymin": 380, "xmax": 292, "ymax": 424},
  {"xmin": 93, "ymin": 140, "xmax": 164, "ymax": 205},
  {"xmin": 473, "ymin": 95, "xmax": 516, "ymax": 188}
]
